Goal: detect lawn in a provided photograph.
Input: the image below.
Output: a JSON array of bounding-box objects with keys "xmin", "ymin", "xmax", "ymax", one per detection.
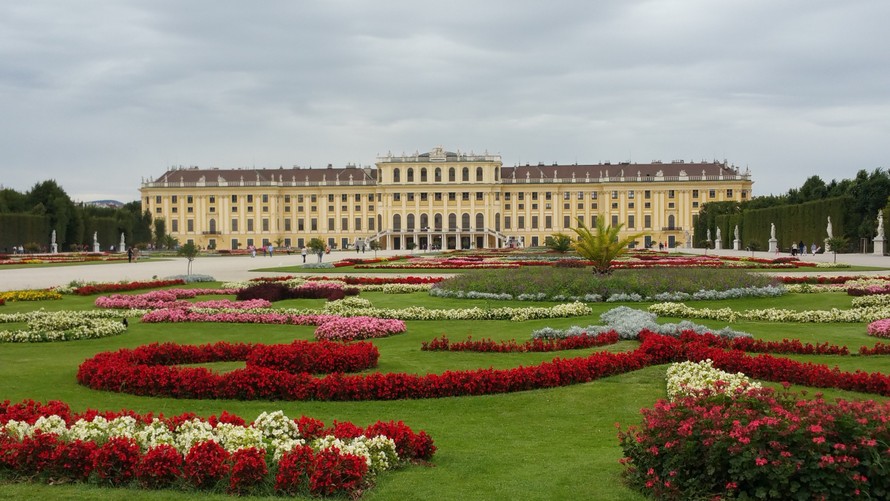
[{"xmin": 1, "ymin": 277, "xmax": 888, "ymax": 500}]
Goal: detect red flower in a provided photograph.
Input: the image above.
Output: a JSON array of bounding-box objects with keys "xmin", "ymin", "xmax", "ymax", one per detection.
[
  {"xmin": 136, "ymin": 444, "xmax": 182, "ymax": 489},
  {"xmin": 228, "ymin": 447, "xmax": 267, "ymax": 494},
  {"xmin": 184, "ymin": 440, "xmax": 229, "ymax": 489},
  {"xmin": 94, "ymin": 437, "xmax": 141, "ymax": 486}
]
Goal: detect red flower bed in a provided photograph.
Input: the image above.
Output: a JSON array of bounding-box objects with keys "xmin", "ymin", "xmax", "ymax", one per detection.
[
  {"xmin": 74, "ymin": 279, "xmax": 186, "ymax": 295},
  {"xmin": 860, "ymin": 342, "xmax": 890, "ymax": 355},
  {"xmin": 619, "ymin": 387, "xmax": 890, "ymax": 500},
  {"xmin": 76, "ymin": 340, "xmax": 380, "ymax": 399},
  {"xmin": 236, "ymin": 282, "xmax": 359, "ymax": 302},
  {"xmin": 421, "ymin": 331, "xmax": 620, "ymax": 352},
  {"xmin": 307, "ymin": 275, "xmax": 445, "ymax": 285},
  {"xmin": 677, "ymin": 331, "xmax": 850, "ymax": 355},
  {"xmin": 0, "ymin": 398, "xmax": 436, "ymax": 497},
  {"xmin": 78, "ymin": 338, "xmax": 656, "ymax": 400},
  {"xmin": 75, "ymin": 331, "xmax": 890, "ymax": 401}
]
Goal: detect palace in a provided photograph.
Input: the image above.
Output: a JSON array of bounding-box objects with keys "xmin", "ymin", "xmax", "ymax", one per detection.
[{"xmin": 139, "ymin": 146, "xmax": 753, "ymax": 251}]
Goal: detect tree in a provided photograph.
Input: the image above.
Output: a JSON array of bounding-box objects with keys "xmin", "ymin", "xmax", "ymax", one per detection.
[
  {"xmin": 570, "ymin": 217, "xmax": 646, "ymax": 275},
  {"xmin": 25, "ymin": 180, "xmax": 76, "ymax": 249},
  {"xmin": 177, "ymin": 241, "xmax": 199, "ymax": 275},
  {"xmin": 307, "ymin": 237, "xmax": 326, "ymax": 262},
  {"xmin": 545, "ymin": 233, "xmax": 573, "ymax": 253},
  {"xmin": 369, "ymin": 239, "xmax": 381, "ymax": 257},
  {"xmin": 153, "ymin": 219, "xmax": 167, "ymax": 248},
  {"xmin": 825, "ymin": 236, "xmax": 848, "ymax": 264}
]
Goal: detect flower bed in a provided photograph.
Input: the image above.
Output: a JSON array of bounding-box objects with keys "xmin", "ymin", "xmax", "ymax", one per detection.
[
  {"xmin": 308, "ymin": 276, "xmax": 445, "ymax": 285},
  {"xmin": 420, "ymin": 331, "xmax": 619, "ymax": 352},
  {"xmin": 77, "ymin": 332, "xmax": 890, "ymax": 401},
  {"xmin": 236, "ymin": 282, "xmax": 359, "ymax": 302},
  {"xmin": 860, "ymin": 342, "xmax": 890, "ymax": 355},
  {"xmin": 77, "ymin": 338, "xmax": 656, "ymax": 401},
  {"xmin": 649, "ymin": 301, "xmax": 890, "ymax": 323},
  {"xmin": 313, "ymin": 316, "xmax": 407, "ymax": 341},
  {"xmin": 72, "ymin": 279, "xmax": 186, "ymax": 295},
  {"xmin": 618, "ymin": 387, "xmax": 890, "ymax": 500},
  {"xmin": 0, "ymin": 289, "xmax": 63, "ymax": 302},
  {"xmin": 95, "ymin": 289, "xmax": 245, "ymax": 309},
  {"xmin": 0, "ymin": 398, "xmax": 435, "ymax": 497},
  {"xmin": 866, "ymin": 318, "xmax": 890, "ymax": 338},
  {"xmin": 665, "ymin": 359, "xmax": 761, "ymax": 401},
  {"xmin": 0, "ymin": 310, "xmax": 131, "ymax": 343}
]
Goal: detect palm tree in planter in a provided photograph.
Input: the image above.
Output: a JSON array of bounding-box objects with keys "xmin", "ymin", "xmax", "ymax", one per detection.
[
  {"xmin": 545, "ymin": 232, "xmax": 573, "ymax": 253},
  {"xmin": 570, "ymin": 217, "xmax": 647, "ymax": 275}
]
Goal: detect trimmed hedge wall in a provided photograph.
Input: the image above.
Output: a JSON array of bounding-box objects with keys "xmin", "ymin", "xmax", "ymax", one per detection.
[
  {"xmin": 0, "ymin": 213, "xmax": 50, "ymax": 252},
  {"xmin": 714, "ymin": 196, "xmax": 849, "ymax": 251}
]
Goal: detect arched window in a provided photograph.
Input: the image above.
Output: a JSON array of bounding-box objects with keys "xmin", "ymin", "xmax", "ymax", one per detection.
[
  {"xmin": 407, "ymin": 214, "xmax": 415, "ymax": 230},
  {"xmin": 476, "ymin": 167, "xmax": 483, "ymax": 182},
  {"xmin": 434, "ymin": 168, "xmax": 442, "ymax": 182},
  {"xmin": 462, "ymin": 213, "xmax": 471, "ymax": 230},
  {"xmin": 393, "ymin": 214, "xmax": 402, "ymax": 231},
  {"xmin": 494, "ymin": 167, "xmax": 500, "ymax": 181},
  {"xmin": 667, "ymin": 215, "xmax": 676, "ymax": 230},
  {"xmin": 407, "ymin": 168, "xmax": 414, "ymax": 183},
  {"xmin": 420, "ymin": 168, "xmax": 427, "ymax": 182},
  {"xmin": 448, "ymin": 168, "xmax": 456, "ymax": 182},
  {"xmin": 434, "ymin": 214, "xmax": 443, "ymax": 231},
  {"xmin": 448, "ymin": 213, "xmax": 457, "ymax": 231},
  {"xmin": 462, "ymin": 167, "xmax": 470, "ymax": 182},
  {"xmin": 475, "ymin": 213, "xmax": 484, "ymax": 230},
  {"xmin": 209, "ymin": 219, "xmax": 217, "ymax": 233},
  {"xmin": 420, "ymin": 214, "xmax": 429, "ymax": 230},
  {"xmin": 393, "ymin": 168, "xmax": 401, "ymax": 183}
]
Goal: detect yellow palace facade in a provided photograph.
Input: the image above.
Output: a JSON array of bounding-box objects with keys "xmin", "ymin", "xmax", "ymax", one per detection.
[{"xmin": 139, "ymin": 146, "xmax": 753, "ymax": 251}]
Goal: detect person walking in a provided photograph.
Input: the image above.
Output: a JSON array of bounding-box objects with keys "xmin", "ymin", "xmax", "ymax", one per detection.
[
  {"xmin": 301, "ymin": 247, "xmax": 307, "ymax": 263},
  {"xmin": 798, "ymin": 241, "xmax": 805, "ymax": 256},
  {"xmin": 127, "ymin": 247, "xmax": 134, "ymax": 263}
]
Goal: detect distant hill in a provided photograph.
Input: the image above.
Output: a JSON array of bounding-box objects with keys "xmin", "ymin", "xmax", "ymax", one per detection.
[{"xmin": 86, "ymin": 199, "xmax": 124, "ymax": 208}]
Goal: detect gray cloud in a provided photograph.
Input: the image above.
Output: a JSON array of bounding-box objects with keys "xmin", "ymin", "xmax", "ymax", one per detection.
[{"xmin": 1, "ymin": 0, "xmax": 887, "ymax": 201}]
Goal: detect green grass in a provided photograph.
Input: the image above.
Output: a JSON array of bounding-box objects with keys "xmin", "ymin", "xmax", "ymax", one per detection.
[{"xmin": 1, "ymin": 284, "xmax": 889, "ymax": 500}]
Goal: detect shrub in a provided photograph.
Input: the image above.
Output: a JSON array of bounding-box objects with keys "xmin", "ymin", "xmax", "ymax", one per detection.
[
  {"xmin": 94, "ymin": 437, "xmax": 141, "ymax": 486},
  {"xmin": 435, "ymin": 267, "xmax": 777, "ymax": 299},
  {"xmin": 136, "ymin": 444, "xmax": 182, "ymax": 489},
  {"xmin": 229, "ymin": 447, "xmax": 267, "ymax": 494},
  {"xmin": 184, "ymin": 440, "xmax": 229, "ymax": 489},
  {"xmin": 619, "ymin": 388, "xmax": 890, "ymax": 500},
  {"xmin": 236, "ymin": 282, "xmax": 291, "ymax": 302}
]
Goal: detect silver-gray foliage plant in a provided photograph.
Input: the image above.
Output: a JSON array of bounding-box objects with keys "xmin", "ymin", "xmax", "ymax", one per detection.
[{"xmin": 530, "ymin": 306, "xmax": 751, "ymax": 340}]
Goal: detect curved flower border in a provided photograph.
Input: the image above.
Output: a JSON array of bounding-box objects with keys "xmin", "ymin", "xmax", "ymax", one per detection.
[{"xmin": 77, "ymin": 332, "xmax": 890, "ymax": 401}]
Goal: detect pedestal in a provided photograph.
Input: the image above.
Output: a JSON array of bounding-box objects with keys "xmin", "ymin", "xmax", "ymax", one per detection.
[
  {"xmin": 824, "ymin": 238, "xmax": 831, "ymax": 253},
  {"xmin": 715, "ymin": 240, "xmax": 723, "ymax": 250},
  {"xmin": 51, "ymin": 243, "xmax": 58, "ymax": 254},
  {"xmin": 874, "ymin": 237, "xmax": 885, "ymax": 256},
  {"xmin": 768, "ymin": 238, "xmax": 778, "ymax": 253},
  {"xmin": 93, "ymin": 243, "xmax": 100, "ymax": 253},
  {"xmin": 733, "ymin": 239, "xmax": 741, "ymax": 251}
]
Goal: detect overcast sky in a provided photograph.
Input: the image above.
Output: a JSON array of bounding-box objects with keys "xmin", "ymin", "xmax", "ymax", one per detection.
[{"xmin": 2, "ymin": 1, "xmax": 888, "ymax": 203}]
